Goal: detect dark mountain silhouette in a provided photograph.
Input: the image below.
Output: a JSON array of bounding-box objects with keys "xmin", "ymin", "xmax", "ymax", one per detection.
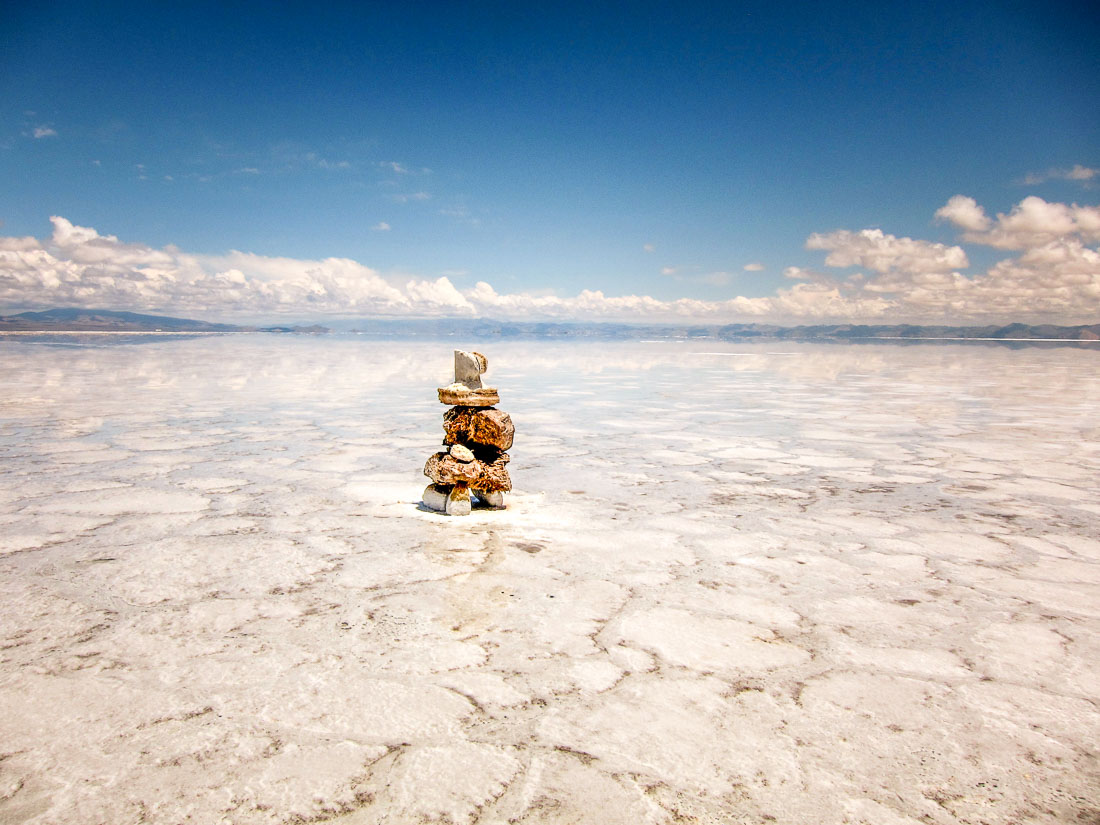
[
  {"xmin": 0, "ymin": 308, "xmax": 242, "ymax": 332},
  {"xmin": 2, "ymin": 309, "xmax": 1098, "ymax": 341}
]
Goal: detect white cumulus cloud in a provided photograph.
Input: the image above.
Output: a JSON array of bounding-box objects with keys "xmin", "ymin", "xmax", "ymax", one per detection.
[
  {"xmin": 934, "ymin": 195, "xmax": 991, "ymax": 232},
  {"xmin": 806, "ymin": 228, "xmax": 968, "ymax": 274},
  {"xmin": 938, "ymin": 195, "xmax": 1100, "ymax": 249},
  {"xmin": 1, "ymin": 204, "xmax": 1098, "ymax": 325}
]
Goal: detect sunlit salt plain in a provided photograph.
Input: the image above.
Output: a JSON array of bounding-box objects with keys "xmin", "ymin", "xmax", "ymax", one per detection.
[{"xmin": 1, "ymin": 334, "xmax": 1098, "ymax": 825}]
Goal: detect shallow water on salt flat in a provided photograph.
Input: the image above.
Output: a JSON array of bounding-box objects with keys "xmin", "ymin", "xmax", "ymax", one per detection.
[{"xmin": 0, "ymin": 335, "xmax": 1098, "ymax": 824}]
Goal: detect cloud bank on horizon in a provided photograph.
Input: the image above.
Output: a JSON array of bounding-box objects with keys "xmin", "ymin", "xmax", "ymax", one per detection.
[{"xmin": 2, "ymin": 193, "xmax": 1099, "ymax": 325}]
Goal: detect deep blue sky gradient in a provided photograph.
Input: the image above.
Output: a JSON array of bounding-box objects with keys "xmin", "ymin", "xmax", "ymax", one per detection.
[{"xmin": 2, "ymin": 0, "xmax": 1097, "ymax": 302}]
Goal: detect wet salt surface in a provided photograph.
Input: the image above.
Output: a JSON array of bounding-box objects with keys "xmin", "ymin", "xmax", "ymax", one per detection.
[{"xmin": 0, "ymin": 335, "xmax": 1098, "ymax": 824}]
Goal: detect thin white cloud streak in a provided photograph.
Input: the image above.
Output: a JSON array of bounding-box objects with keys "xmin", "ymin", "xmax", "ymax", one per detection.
[
  {"xmin": 32, "ymin": 126, "xmax": 57, "ymax": 138},
  {"xmin": 304, "ymin": 152, "xmax": 350, "ymax": 170},
  {"xmin": 1021, "ymin": 165, "xmax": 1098, "ymax": 185},
  {"xmin": 1, "ymin": 196, "xmax": 1098, "ymax": 324},
  {"xmin": 391, "ymin": 192, "xmax": 431, "ymax": 203},
  {"xmin": 743, "ymin": 262, "xmax": 764, "ymax": 271},
  {"xmin": 379, "ymin": 161, "xmax": 430, "ymax": 175},
  {"xmin": 371, "ymin": 222, "xmax": 391, "ymax": 232}
]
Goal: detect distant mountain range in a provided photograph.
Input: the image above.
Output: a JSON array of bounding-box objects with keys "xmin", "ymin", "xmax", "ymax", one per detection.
[
  {"xmin": 338, "ymin": 317, "xmax": 1100, "ymax": 341},
  {"xmin": 2, "ymin": 308, "xmax": 1098, "ymax": 341},
  {"xmin": 0, "ymin": 309, "xmax": 323, "ymax": 334}
]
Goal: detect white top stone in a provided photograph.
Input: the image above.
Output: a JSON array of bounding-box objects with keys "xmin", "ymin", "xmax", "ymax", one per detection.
[{"xmin": 454, "ymin": 350, "xmax": 487, "ymax": 389}]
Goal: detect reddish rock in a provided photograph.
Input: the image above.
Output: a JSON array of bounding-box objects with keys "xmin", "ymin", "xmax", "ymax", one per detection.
[
  {"xmin": 424, "ymin": 452, "xmax": 480, "ymax": 485},
  {"xmin": 423, "ymin": 451, "xmax": 511, "ymax": 492},
  {"xmin": 443, "ymin": 407, "xmax": 514, "ymax": 451},
  {"xmin": 476, "ymin": 453, "xmax": 512, "ymax": 492}
]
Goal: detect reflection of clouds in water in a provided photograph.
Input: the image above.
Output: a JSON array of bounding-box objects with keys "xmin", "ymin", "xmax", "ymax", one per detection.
[{"xmin": 4, "ymin": 337, "xmax": 1097, "ymax": 431}]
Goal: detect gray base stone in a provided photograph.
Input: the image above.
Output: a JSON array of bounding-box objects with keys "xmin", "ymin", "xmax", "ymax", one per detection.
[
  {"xmin": 445, "ymin": 485, "xmax": 471, "ymax": 516},
  {"xmin": 423, "ymin": 483, "xmax": 472, "ymax": 516},
  {"xmin": 422, "ymin": 483, "xmax": 449, "ymax": 513},
  {"xmin": 475, "ymin": 490, "xmax": 505, "ymax": 509}
]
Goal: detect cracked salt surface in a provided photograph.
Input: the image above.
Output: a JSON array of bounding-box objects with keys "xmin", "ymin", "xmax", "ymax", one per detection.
[{"xmin": 1, "ymin": 336, "xmax": 1098, "ymax": 824}]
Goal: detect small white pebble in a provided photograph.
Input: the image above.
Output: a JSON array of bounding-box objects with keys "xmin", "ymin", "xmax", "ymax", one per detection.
[{"xmin": 449, "ymin": 444, "xmax": 475, "ymax": 462}]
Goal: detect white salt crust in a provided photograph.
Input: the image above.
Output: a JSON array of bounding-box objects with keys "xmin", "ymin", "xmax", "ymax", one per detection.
[{"xmin": 0, "ymin": 335, "xmax": 1098, "ymax": 824}]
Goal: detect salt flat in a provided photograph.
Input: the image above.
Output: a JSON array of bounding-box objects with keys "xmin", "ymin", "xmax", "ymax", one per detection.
[{"xmin": 0, "ymin": 335, "xmax": 1097, "ymax": 824}]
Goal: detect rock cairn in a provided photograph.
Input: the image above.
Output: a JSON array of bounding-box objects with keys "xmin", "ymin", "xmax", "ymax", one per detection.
[{"xmin": 421, "ymin": 350, "xmax": 514, "ymax": 516}]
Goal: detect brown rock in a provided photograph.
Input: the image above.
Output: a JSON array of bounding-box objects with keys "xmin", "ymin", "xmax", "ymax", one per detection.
[
  {"xmin": 423, "ymin": 451, "xmax": 511, "ymax": 492},
  {"xmin": 475, "ymin": 453, "xmax": 512, "ymax": 493},
  {"xmin": 444, "ymin": 407, "xmax": 514, "ymax": 451},
  {"xmin": 424, "ymin": 452, "xmax": 480, "ymax": 485}
]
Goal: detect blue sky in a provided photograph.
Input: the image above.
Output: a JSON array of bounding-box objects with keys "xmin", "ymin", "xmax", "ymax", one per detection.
[{"xmin": 1, "ymin": 1, "xmax": 1098, "ymax": 323}]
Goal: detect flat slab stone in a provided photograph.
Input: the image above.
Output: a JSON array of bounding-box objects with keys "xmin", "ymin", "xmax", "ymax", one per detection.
[{"xmin": 438, "ymin": 384, "xmax": 499, "ymax": 407}]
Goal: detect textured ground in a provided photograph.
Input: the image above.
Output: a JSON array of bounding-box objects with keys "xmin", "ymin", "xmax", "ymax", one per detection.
[{"xmin": 0, "ymin": 335, "xmax": 1098, "ymax": 824}]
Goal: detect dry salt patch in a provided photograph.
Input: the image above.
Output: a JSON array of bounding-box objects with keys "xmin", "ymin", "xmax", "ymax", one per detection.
[
  {"xmin": 972, "ymin": 621, "xmax": 1095, "ymax": 694},
  {"xmin": 434, "ymin": 671, "xmax": 530, "ymax": 709},
  {"xmin": 638, "ymin": 449, "xmax": 710, "ymax": 466},
  {"xmin": 356, "ymin": 742, "xmax": 521, "ymax": 824},
  {"xmin": 987, "ymin": 476, "xmax": 1097, "ymax": 502},
  {"xmin": 27, "ymin": 439, "xmax": 114, "ymax": 454},
  {"xmin": 538, "ymin": 676, "xmax": 802, "ymax": 801},
  {"xmin": 44, "ymin": 448, "xmax": 134, "ymax": 465},
  {"xmin": 712, "ymin": 445, "xmax": 800, "ymax": 460},
  {"xmin": 0, "ymin": 514, "xmax": 114, "ymax": 555},
  {"xmin": 678, "ymin": 588, "xmax": 804, "ymax": 632},
  {"xmin": 175, "ymin": 476, "xmax": 250, "ymax": 491},
  {"xmin": 943, "ymin": 565, "xmax": 1100, "ymax": 619},
  {"xmin": 29, "ymin": 487, "xmax": 209, "ymax": 515},
  {"xmin": 830, "ymin": 638, "xmax": 973, "ymax": 680},
  {"xmin": 614, "ymin": 607, "xmax": 810, "ymax": 674}
]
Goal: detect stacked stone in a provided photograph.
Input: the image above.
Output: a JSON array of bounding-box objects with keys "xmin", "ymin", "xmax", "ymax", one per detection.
[{"xmin": 421, "ymin": 350, "xmax": 515, "ymax": 516}]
